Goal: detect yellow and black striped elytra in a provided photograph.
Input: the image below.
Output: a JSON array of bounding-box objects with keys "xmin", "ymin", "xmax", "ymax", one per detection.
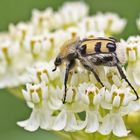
[
  {"xmin": 79, "ymin": 37, "xmax": 117, "ymax": 55},
  {"xmin": 53, "ymin": 36, "xmax": 139, "ymax": 104},
  {"xmin": 95, "ymin": 42, "xmax": 101, "ymax": 52}
]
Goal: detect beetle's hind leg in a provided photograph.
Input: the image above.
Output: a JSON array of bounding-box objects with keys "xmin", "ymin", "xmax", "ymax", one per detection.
[
  {"xmin": 116, "ymin": 63, "xmax": 139, "ymax": 100},
  {"xmin": 63, "ymin": 60, "xmax": 75, "ymax": 104}
]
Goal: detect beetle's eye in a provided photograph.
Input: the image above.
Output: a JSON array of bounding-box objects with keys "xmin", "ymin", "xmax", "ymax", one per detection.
[
  {"xmin": 55, "ymin": 57, "xmax": 62, "ymax": 66},
  {"xmin": 106, "ymin": 43, "xmax": 116, "ymax": 52}
]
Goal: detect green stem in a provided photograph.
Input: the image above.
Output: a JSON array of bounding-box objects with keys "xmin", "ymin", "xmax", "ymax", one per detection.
[
  {"xmin": 54, "ymin": 131, "xmax": 71, "ymax": 140},
  {"xmin": 70, "ymin": 133, "xmax": 77, "ymax": 140},
  {"xmin": 107, "ymin": 133, "xmax": 113, "ymax": 140}
]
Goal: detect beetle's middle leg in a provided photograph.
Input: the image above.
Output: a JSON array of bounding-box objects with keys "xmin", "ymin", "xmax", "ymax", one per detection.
[
  {"xmin": 80, "ymin": 53, "xmax": 119, "ymax": 87},
  {"xmin": 86, "ymin": 64, "xmax": 104, "ymax": 87},
  {"xmin": 80, "ymin": 57, "xmax": 105, "ymax": 87}
]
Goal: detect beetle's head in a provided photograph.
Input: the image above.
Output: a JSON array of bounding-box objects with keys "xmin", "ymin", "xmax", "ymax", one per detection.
[
  {"xmin": 52, "ymin": 56, "xmax": 62, "ymax": 71},
  {"xmin": 52, "ymin": 37, "xmax": 81, "ymax": 71}
]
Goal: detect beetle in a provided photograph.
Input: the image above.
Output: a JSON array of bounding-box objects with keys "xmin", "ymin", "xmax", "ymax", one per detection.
[{"xmin": 52, "ymin": 36, "xmax": 139, "ymax": 103}]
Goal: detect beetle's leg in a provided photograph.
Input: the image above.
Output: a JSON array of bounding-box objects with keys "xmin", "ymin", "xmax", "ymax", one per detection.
[
  {"xmin": 81, "ymin": 58, "xmax": 104, "ymax": 87},
  {"xmin": 63, "ymin": 60, "xmax": 75, "ymax": 104},
  {"xmin": 116, "ymin": 63, "xmax": 139, "ymax": 100},
  {"xmin": 89, "ymin": 66, "xmax": 104, "ymax": 87},
  {"xmin": 78, "ymin": 54, "xmax": 105, "ymax": 87}
]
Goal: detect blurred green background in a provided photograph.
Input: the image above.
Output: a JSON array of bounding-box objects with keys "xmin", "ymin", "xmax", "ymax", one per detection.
[{"xmin": 0, "ymin": 0, "xmax": 140, "ymax": 140}]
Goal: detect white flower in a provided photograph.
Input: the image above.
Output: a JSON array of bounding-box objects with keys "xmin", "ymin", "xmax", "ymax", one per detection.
[
  {"xmin": 78, "ymin": 83, "xmax": 104, "ymax": 133},
  {"xmin": 99, "ymin": 66, "xmax": 123, "ymax": 89},
  {"xmin": 52, "ymin": 86, "xmax": 86, "ymax": 131},
  {"xmin": 99, "ymin": 85, "xmax": 140, "ymax": 137},
  {"xmin": 57, "ymin": 1, "xmax": 89, "ymax": 26},
  {"xmin": 0, "ymin": 40, "xmax": 11, "ymax": 65},
  {"xmin": 93, "ymin": 12, "xmax": 127, "ymax": 35},
  {"xmin": 121, "ymin": 36, "xmax": 140, "ymax": 62},
  {"xmin": 120, "ymin": 36, "xmax": 140, "ymax": 87},
  {"xmin": 77, "ymin": 12, "xmax": 126, "ymax": 36},
  {"xmin": 0, "ymin": 39, "xmax": 22, "ymax": 87},
  {"xmin": 31, "ymin": 8, "xmax": 54, "ymax": 33},
  {"xmin": 17, "ymin": 82, "xmax": 54, "ymax": 131},
  {"xmin": 9, "ymin": 22, "xmax": 33, "ymax": 43},
  {"xmin": 27, "ymin": 61, "xmax": 60, "ymax": 83},
  {"xmin": 17, "ymin": 103, "xmax": 54, "ymax": 131},
  {"xmin": 31, "ymin": 2, "xmax": 89, "ymax": 32},
  {"xmin": 23, "ymin": 34, "xmax": 48, "ymax": 59},
  {"xmin": 99, "ymin": 112, "xmax": 129, "ymax": 137}
]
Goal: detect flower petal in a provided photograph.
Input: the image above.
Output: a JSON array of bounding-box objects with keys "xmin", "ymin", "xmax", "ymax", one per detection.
[
  {"xmin": 40, "ymin": 111, "xmax": 54, "ymax": 130},
  {"xmin": 22, "ymin": 90, "xmax": 31, "ymax": 101},
  {"xmin": 17, "ymin": 120, "xmax": 29, "ymax": 127},
  {"xmin": 120, "ymin": 101, "xmax": 140, "ymax": 116},
  {"xmin": 31, "ymin": 92, "xmax": 40, "ymax": 103},
  {"xmin": 52, "ymin": 110, "xmax": 67, "ymax": 131},
  {"xmin": 85, "ymin": 110, "xmax": 99, "ymax": 133},
  {"xmin": 99, "ymin": 114, "xmax": 113, "ymax": 135},
  {"xmin": 65, "ymin": 112, "xmax": 86, "ymax": 131},
  {"xmin": 17, "ymin": 109, "xmax": 40, "ymax": 131},
  {"xmin": 113, "ymin": 95, "xmax": 120, "ymax": 108},
  {"xmin": 113, "ymin": 114, "xmax": 129, "ymax": 137}
]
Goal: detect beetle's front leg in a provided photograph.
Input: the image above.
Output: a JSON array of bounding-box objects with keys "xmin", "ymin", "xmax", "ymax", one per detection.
[{"xmin": 63, "ymin": 59, "xmax": 75, "ymax": 104}]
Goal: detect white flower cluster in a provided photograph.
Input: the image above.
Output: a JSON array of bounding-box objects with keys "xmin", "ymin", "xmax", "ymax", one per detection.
[
  {"xmin": 31, "ymin": 1, "xmax": 89, "ymax": 33},
  {"xmin": 2, "ymin": 1, "xmax": 138, "ymax": 138},
  {"xmin": 17, "ymin": 61, "xmax": 140, "ymax": 137},
  {"xmin": 0, "ymin": 2, "xmax": 126, "ymax": 88},
  {"xmin": 120, "ymin": 36, "xmax": 140, "ymax": 90},
  {"xmin": 79, "ymin": 12, "xmax": 127, "ymax": 36}
]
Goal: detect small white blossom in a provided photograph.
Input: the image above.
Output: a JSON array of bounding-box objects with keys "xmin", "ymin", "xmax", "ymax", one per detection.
[
  {"xmin": 120, "ymin": 36, "xmax": 140, "ymax": 88},
  {"xmin": 78, "ymin": 13, "xmax": 127, "ymax": 36},
  {"xmin": 27, "ymin": 61, "xmax": 60, "ymax": 83},
  {"xmin": 31, "ymin": 8, "xmax": 54, "ymax": 33},
  {"xmin": 9, "ymin": 22, "xmax": 33, "ymax": 43},
  {"xmin": 0, "ymin": 39, "xmax": 26, "ymax": 87},
  {"xmin": 94, "ymin": 12, "xmax": 126, "ymax": 35},
  {"xmin": 52, "ymin": 86, "xmax": 86, "ymax": 131},
  {"xmin": 17, "ymin": 82, "xmax": 54, "ymax": 131},
  {"xmin": 99, "ymin": 85, "xmax": 140, "ymax": 137},
  {"xmin": 31, "ymin": 2, "xmax": 89, "ymax": 32},
  {"xmin": 57, "ymin": 2, "xmax": 89, "ymax": 26},
  {"xmin": 78, "ymin": 83, "xmax": 104, "ymax": 133}
]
